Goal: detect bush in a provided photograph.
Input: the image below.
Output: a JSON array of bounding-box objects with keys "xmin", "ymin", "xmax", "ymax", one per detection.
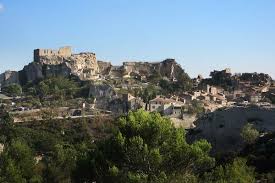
[
  {"xmin": 3, "ymin": 84, "xmax": 22, "ymax": 97},
  {"xmin": 203, "ymin": 158, "xmax": 255, "ymax": 183},
  {"xmin": 241, "ymin": 123, "xmax": 259, "ymax": 145}
]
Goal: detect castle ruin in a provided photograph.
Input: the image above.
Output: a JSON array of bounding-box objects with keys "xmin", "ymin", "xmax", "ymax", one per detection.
[{"xmin": 34, "ymin": 46, "xmax": 72, "ymax": 62}]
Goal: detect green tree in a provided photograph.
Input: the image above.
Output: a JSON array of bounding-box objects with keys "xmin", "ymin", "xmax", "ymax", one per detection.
[
  {"xmin": 203, "ymin": 158, "xmax": 255, "ymax": 183},
  {"xmin": 139, "ymin": 85, "xmax": 159, "ymax": 110},
  {"xmin": 0, "ymin": 140, "xmax": 42, "ymax": 183},
  {"xmin": 176, "ymin": 72, "xmax": 192, "ymax": 91},
  {"xmin": 3, "ymin": 84, "xmax": 22, "ymax": 97},
  {"xmin": 37, "ymin": 76, "xmax": 78, "ymax": 100},
  {"xmin": 45, "ymin": 144, "xmax": 77, "ymax": 183},
  {"xmin": 187, "ymin": 100, "xmax": 204, "ymax": 115},
  {"xmin": 92, "ymin": 110, "xmax": 215, "ymax": 183},
  {"xmin": 241, "ymin": 123, "xmax": 259, "ymax": 144}
]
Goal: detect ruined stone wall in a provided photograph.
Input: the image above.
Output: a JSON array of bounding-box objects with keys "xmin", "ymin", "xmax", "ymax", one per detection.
[
  {"xmin": 121, "ymin": 59, "xmax": 183, "ymax": 80},
  {"xmin": 34, "ymin": 46, "xmax": 72, "ymax": 62},
  {"xmin": 123, "ymin": 62, "xmax": 155, "ymax": 76},
  {"xmin": 58, "ymin": 46, "xmax": 72, "ymax": 57}
]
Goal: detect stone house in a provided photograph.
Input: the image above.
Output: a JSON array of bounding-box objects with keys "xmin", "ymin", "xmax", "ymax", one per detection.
[
  {"xmin": 171, "ymin": 101, "xmax": 185, "ymax": 118},
  {"xmin": 123, "ymin": 93, "xmax": 145, "ymax": 112},
  {"xmin": 180, "ymin": 93, "xmax": 196, "ymax": 104},
  {"xmin": 149, "ymin": 96, "xmax": 174, "ymax": 113},
  {"xmin": 149, "ymin": 96, "xmax": 185, "ymax": 117}
]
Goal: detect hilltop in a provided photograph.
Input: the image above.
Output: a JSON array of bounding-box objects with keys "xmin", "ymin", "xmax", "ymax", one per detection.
[{"xmin": 0, "ymin": 46, "xmax": 188, "ymax": 87}]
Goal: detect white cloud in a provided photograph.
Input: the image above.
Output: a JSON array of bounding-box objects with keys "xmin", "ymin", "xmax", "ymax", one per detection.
[{"xmin": 0, "ymin": 3, "xmax": 4, "ymax": 13}]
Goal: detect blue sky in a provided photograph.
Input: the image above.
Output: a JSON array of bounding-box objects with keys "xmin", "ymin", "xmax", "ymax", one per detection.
[{"xmin": 0, "ymin": 0, "xmax": 275, "ymax": 78}]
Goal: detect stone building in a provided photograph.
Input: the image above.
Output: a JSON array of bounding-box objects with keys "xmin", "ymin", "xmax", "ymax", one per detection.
[
  {"xmin": 149, "ymin": 95, "xmax": 185, "ymax": 116},
  {"xmin": 122, "ymin": 93, "xmax": 145, "ymax": 112}
]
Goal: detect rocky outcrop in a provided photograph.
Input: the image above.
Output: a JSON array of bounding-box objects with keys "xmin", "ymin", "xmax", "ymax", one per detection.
[
  {"xmin": 18, "ymin": 52, "xmax": 99, "ymax": 84},
  {"xmin": 98, "ymin": 61, "xmax": 112, "ymax": 76},
  {"xmin": 88, "ymin": 83, "xmax": 117, "ymax": 110},
  {"xmin": 97, "ymin": 58, "xmax": 187, "ymax": 81},
  {"xmin": 121, "ymin": 59, "xmax": 183, "ymax": 81},
  {"xmin": 21, "ymin": 62, "xmax": 44, "ymax": 82},
  {"xmin": 0, "ymin": 71, "xmax": 20, "ymax": 87},
  {"xmin": 188, "ymin": 106, "xmax": 275, "ymax": 154},
  {"xmin": 89, "ymin": 83, "xmax": 115, "ymax": 99},
  {"xmin": 34, "ymin": 52, "xmax": 99, "ymax": 81},
  {"xmin": 0, "ymin": 46, "xmax": 187, "ymax": 86}
]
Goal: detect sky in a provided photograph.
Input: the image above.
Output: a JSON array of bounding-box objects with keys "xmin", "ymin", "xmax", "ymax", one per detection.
[{"xmin": 0, "ymin": 0, "xmax": 275, "ymax": 78}]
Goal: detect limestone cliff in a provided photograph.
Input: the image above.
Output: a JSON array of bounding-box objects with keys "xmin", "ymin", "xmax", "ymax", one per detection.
[
  {"xmin": 97, "ymin": 58, "xmax": 186, "ymax": 81},
  {"xmin": 188, "ymin": 106, "xmax": 275, "ymax": 154},
  {"xmin": 17, "ymin": 52, "xmax": 99, "ymax": 85},
  {"xmin": 0, "ymin": 71, "xmax": 20, "ymax": 87}
]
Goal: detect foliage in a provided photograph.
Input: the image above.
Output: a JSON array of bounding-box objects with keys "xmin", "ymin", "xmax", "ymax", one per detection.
[
  {"xmin": 40, "ymin": 108, "xmax": 58, "ymax": 120},
  {"xmin": 203, "ymin": 158, "xmax": 255, "ymax": 183},
  {"xmin": 187, "ymin": 100, "xmax": 205, "ymax": 115},
  {"xmin": 176, "ymin": 72, "xmax": 193, "ymax": 91},
  {"xmin": 0, "ymin": 108, "xmax": 273, "ymax": 182},
  {"xmin": 92, "ymin": 110, "xmax": 215, "ymax": 182},
  {"xmin": 0, "ymin": 140, "xmax": 43, "ymax": 183},
  {"xmin": 36, "ymin": 76, "xmax": 78, "ymax": 100},
  {"xmin": 241, "ymin": 132, "xmax": 275, "ymax": 174},
  {"xmin": 44, "ymin": 144, "xmax": 77, "ymax": 183},
  {"xmin": 2, "ymin": 84, "xmax": 22, "ymax": 96},
  {"xmin": 0, "ymin": 117, "xmax": 96, "ymax": 182},
  {"xmin": 147, "ymin": 71, "xmax": 162, "ymax": 83},
  {"xmin": 241, "ymin": 123, "xmax": 259, "ymax": 145},
  {"xmin": 16, "ymin": 97, "xmax": 42, "ymax": 109},
  {"xmin": 139, "ymin": 85, "xmax": 159, "ymax": 103},
  {"xmin": 159, "ymin": 73, "xmax": 192, "ymax": 95}
]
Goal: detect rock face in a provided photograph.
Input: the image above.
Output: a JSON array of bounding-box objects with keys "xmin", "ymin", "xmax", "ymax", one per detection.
[
  {"xmin": 0, "ymin": 71, "xmax": 20, "ymax": 87},
  {"xmin": 188, "ymin": 106, "xmax": 275, "ymax": 154},
  {"xmin": 88, "ymin": 83, "xmax": 121, "ymax": 112},
  {"xmin": 20, "ymin": 62, "xmax": 44, "ymax": 83},
  {"xmin": 89, "ymin": 83, "xmax": 115, "ymax": 99},
  {"xmin": 19, "ymin": 47, "xmax": 99, "ymax": 84},
  {"xmin": 98, "ymin": 58, "xmax": 185, "ymax": 81}
]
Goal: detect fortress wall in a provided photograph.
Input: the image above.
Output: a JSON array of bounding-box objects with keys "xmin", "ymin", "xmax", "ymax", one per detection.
[{"xmin": 34, "ymin": 46, "xmax": 72, "ymax": 62}]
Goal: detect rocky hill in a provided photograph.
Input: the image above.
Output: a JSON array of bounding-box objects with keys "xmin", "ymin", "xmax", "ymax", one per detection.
[{"xmin": 0, "ymin": 46, "xmax": 188, "ymax": 87}]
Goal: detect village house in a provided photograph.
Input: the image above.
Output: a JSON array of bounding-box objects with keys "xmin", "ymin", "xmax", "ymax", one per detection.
[
  {"xmin": 171, "ymin": 101, "xmax": 185, "ymax": 118},
  {"xmin": 149, "ymin": 96, "xmax": 185, "ymax": 117},
  {"xmin": 123, "ymin": 93, "xmax": 145, "ymax": 112},
  {"xmin": 180, "ymin": 93, "xmax": 196, "ymax": 104}
]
